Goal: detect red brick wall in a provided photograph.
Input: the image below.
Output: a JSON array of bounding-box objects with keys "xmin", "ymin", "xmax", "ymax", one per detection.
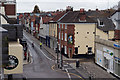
[
  {"xmin": 57, "ymin": 24, "xmax": 75, "ymax": 58},
  {"xmin": 3, "ymin": 4, "xmax": 16, "ymax": 15},
  {"xmin": 115, "ymin": 30, "xmax": 120, "ymax": 40},
  {"xmin": 67, "ymin": 24, "xmax": 75, "ymax": 58}
]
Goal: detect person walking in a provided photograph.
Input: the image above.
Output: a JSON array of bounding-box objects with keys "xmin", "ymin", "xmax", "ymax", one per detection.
[
  {"xmin": 40, "ymin": 42, "xmax": 42, "ymax": 49},
  {"xmin": 32, "ymin": 42, "xmax": 34, "ymax": 48}
]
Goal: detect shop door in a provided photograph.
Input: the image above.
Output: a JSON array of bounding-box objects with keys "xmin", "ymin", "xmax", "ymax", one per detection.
[
  {"xmin": 68, "ymin": 48, "xmax": 72, "ymax": 58},
  {"xmin": 108, "ymin": 59, "xmax": 113, "ymax": 73}
]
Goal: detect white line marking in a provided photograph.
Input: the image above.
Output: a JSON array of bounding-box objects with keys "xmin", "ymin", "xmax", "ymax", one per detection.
[
  {"xmin": 65, "ymin": 68, "xmax": 73, "ymax": 70},
  {"xmin": 65, "ymin": 69, "xmax": 72, "ymax": 80},
  {"xmin": 24, "ymin": 33, "xmax": 54, "ymax": 62}
]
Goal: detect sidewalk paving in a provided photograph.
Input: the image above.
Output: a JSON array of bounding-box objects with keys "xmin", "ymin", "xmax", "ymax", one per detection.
[{"xmin": 70, "ymin": 62, "xmax": 116, "ymax": 79}]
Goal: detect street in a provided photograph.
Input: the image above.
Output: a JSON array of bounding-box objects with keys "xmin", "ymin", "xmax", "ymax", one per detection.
[{"xmin": 23, "ymin": 31, "xmax": 84, "ymax": 80}]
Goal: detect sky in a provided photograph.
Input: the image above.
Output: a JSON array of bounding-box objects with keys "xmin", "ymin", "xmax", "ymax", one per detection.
[{"xmin": 16, "ymin": 0, "xmax": 120, "ymax": 13}]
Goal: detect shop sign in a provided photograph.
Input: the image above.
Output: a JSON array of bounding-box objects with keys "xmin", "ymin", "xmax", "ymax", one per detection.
[
  {"xmin": 103, "ymin": 47, "xmax": 114, "ymax": 57},
  {"xmin": 113, "ymin": 44, "xmax": 120, "ymax": 48},
  {"xmin": 114, "ymin": 56, "xmax": 120, "ymax": 64}
]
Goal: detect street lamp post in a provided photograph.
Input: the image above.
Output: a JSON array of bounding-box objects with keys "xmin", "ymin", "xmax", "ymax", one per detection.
[
  {"xmin": 57, "ymin": 42, "xmax": 59, "ymax": 68},
  {"xmin": 59, "ymin": 24, "xmax": 63, "ymax": 69}
]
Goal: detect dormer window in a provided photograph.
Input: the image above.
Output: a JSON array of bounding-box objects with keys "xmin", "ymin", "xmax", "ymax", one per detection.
[
  {"xmin": 100, "ymin": 21, "xmax": 104, "ymax": 25},
  {"xmin": 97, "ymin": 19, "xmax": 104, "ymax": 27}
]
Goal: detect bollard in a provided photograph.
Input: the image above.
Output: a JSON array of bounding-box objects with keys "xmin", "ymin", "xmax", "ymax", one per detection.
[{"xmin": 76, "ymin": 60, "xmax": 79, "ymax": 68}]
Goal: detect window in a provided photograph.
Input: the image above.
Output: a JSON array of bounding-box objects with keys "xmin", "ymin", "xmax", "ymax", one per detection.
[
  {"xmin": 87, "ymin": 32, "xmax": 89, "ymax": 34},
  {"xmin": 65, "ymin": 33, "xmax": 67, "ymax": 41},
  {"xmin": 62, "ymin": 24, "xmax": 63, "ymax": 28},
  {"xmin": 62, "ymin": 32, "xmax": 63, "ymax": 40},
  {"xmin": 88, "ymin": 47, "xmax": 92, "ymax": 53},
  {"xmin": 93, "ymin": 32, "xmax": 95, "ymax": 34},
  {"xmin": 77, "ymin": 32, "xmax": 78, "ymax": 34},
  {"xmin": 59, "ymin": 24, "xmax": 60, "ymax": 28},
  {"xmin": 54, "ymin": 31, "xmax": 55, "ymax": 37},
  {"xmin": 59, "ymin": 32, "xmax": 60, "ymax": 39},
  {"xmin": 64, "ymin": 46, "xmax": 67, "ymax": 54},
  {"xmin": 100, "ymin": 21, "xmax": 104, "ymax": 25},
  {"xmin": 65, "ymin": 24, "xmax": 67, "ymax": 29},
  {"xmin": 86, "ymin": 45, "xmax": 88, "ymax": 47}
]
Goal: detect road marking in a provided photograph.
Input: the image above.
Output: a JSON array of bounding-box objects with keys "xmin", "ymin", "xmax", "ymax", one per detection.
[
  {"xmin": 65, "ymin": 68, "xmax": 73, "ymax": 70},
  {"xmin": 65, "ymin": 69, "xmax": 72, "ymax": 80},
  {"xmin": 24, "ymin": 33, "xmax": 54, "ymax": 62},
  {"xmin": 64, "ymin": 65, "xmax": 68, "ymax": 67},
  {"xmin": 51, "ymin": 65, "xmax": 84, "ymax": 80}
]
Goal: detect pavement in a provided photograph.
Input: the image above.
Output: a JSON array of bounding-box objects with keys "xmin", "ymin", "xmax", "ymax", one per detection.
[{"xmin": 24, "ymin": 30, "xmax": 117, "ymax": 79}]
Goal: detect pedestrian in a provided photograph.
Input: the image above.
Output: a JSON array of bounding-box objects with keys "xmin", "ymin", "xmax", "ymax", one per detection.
[
  {"xmin": 40, "ymin": 42, "xmax": 42, "ymax": 49},
  {"xmin": 24, "ymin": 52, "xmax": 27, "ymax": 60},
  {"xmin": 27, "ymin": 52, "xmax": 30, "ymax": 62},
  {"xmin": 32, "ymin": 42, "xmax": 34, "ymax": 48}
]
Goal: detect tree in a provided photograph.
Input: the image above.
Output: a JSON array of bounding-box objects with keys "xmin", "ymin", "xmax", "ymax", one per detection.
[{"xmin": 33, "ymin": 5, "xmax": 40, "ymax": 13}]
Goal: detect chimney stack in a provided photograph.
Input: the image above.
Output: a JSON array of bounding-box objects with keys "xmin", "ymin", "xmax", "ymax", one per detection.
[
  {"xmin": 80, "ymin": 8, "xmax": 84, "ymax": 13},
  {"xmin": 66, "ymin": 6, "xmax": 73, "ymax": 12}
]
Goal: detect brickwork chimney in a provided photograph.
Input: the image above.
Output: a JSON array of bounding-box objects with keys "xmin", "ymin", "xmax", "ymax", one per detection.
[{"xmin": 80, "ymin": 8, "xmax": 84, "ymax": 13}]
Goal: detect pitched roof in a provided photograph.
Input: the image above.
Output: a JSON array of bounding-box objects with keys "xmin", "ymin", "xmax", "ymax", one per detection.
[
  {"xmin": 86, "ymin": 11, "xmax": 115, "ymax": 31},
  {"xmin": 52, "ymin": 12, "xmax": 66, "ymax": 22},
  {"xmin": 42, "ymin": 16, "xmax": 52, "ymax": 24},
  {"xmin": 59, "ymin": 11, "xmax": 96, "ymax": 23}
]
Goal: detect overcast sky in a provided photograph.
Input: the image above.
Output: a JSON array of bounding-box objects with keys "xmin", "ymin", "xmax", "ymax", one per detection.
[{"xmin": 16, "ymin": 0, "xmax": 120, "ymax": 13}]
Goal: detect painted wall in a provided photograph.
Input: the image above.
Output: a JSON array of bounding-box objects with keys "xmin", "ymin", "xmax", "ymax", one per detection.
[
  {"xmin": 49, "ymin": 23, "xmax": 57, "ymax": 38},
  {"xmin": 96, "ymin": 28, "xmax": 108, "ymax": 40},
  {"xmin": 108, "ymin": 31, "xmax": 114, "ymax": 40},
  {"xmin": 4, "ymin": 42, "xmax": 23, "ymax": 74},
  {"xmin": 75, "ymin": 23, "xmax": 96, "ymax": 54},
  {"xmin": 0, "ymin": 7, "xmax": 8, "ymax": 24},
  {"xmin": 39, "ymin": 23, "xmax": 49, "ymax": 38}
]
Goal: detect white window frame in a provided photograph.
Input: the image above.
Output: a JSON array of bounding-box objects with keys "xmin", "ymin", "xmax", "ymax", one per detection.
[
  {"xmin": 62, "ymin": 24, "xmax": 63, "ymax": 28},
  {"xmin": 65, "ymin": 24, "xmax": 67, "ymax": 29},
  {"xmin": 64, "ymin": 46, "xmax": 67, "ymax": 54},
  {"xmin": 65, "ymin": 33, "xmax": 67, "ymax": 41},
  {"xmin": 59, "ymin": 24, "xmax": 60, "ymax": 28}
]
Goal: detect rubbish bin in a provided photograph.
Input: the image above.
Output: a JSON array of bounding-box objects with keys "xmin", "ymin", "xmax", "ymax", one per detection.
[{"xmin": 76, "ymin": 60, "xmax": 79, "ymax": 68}]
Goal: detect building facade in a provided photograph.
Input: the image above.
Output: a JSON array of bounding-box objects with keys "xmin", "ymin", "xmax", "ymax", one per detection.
[
  {"xmin": 57, "ymin": 10, "xmax": 97, "ymax": 58},
  {"xmin": 95, "ymin": 36, "xmax": 120, "ymax": 78},
  {"xmin": 49, "ymin": 12, "xmax": 65, "ymax": 50}
]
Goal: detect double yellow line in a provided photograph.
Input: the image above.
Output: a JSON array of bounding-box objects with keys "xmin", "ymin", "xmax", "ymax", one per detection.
[{"xmin": 51, "ymin": 65, "xmax": 84, "ymax": 80}]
